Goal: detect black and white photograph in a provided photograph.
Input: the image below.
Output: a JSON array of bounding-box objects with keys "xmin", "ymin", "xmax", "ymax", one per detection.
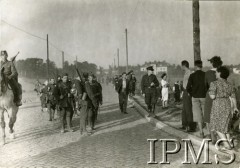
[{"xmin": 0, "ymin": 0, "xmax": 240, "ymax": 167}]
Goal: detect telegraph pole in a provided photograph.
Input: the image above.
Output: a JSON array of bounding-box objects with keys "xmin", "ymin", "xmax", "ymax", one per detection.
[
  {"xmin": 192, "ymin": 0, "xmax": 201, "ymax": 61},
  {"xmin": 114, "ymin": 58, "xmax": 116, "ymax": 69},
  {"xmin": 117, "ymin": 48, "xmax": 120, "ymax": 73},
  {"xmin": 62, "ymin": 51, "xmax": 64, "ymax": 69},
  {"xmin": 125, "ymin": 28, "xmax": 129, "ymax": 72},
  {"xmin": 46, "ymin": 34, "xmax": 49, "ymax": 82}
]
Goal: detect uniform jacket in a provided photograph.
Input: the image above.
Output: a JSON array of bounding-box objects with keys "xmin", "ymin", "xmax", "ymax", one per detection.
[
  {"xmin": 90, "ymin": 81, "xmax": 103, "ymax": 104},
  {"xmin": 58, "ymin": 80, "xmax": 73, "ymax": 108},
  {"xmin": 47, "ymin": 83, "xmax": 58, "ymax": 105},
  {"xmin": 141, "ymin": 74, "xmax": 159, "ymax": 94},
  {"xmin": 0, "ymin": 60, "xmax": 18, "ymax": 80}
]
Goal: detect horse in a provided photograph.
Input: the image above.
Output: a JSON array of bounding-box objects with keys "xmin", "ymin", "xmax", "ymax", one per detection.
[{"xmin": 0, "ymin": 69, "xmax": 19, "ymax": 145}]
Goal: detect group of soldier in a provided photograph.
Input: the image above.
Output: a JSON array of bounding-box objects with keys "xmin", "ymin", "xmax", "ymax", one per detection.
[{"xmin": 38, "ymin": 72, "xmax": 102, "ymax": 135}]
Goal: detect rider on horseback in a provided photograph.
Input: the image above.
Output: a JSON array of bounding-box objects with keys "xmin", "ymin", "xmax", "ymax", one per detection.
[{"xmin": 0, "ymin": 50, "xmax": 22, "ymax": 106}]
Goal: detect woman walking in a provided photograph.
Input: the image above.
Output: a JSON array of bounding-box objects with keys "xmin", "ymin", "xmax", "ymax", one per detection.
[
  {"xmin": 209, "ymin": 66, "xmax": 239, "ymax": 150},
  {"xmin": 161, "ymin": 73, "xmax": 169, "ymax": 109},
  {"xmin": 204, "ymin": 56, "xmax": 222, "ymax": 141}
]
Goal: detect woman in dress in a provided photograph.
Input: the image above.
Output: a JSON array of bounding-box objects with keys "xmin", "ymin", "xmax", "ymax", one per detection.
[
  {"xmin": 161, "ymin": 73, "xmax": 169, "ymax": 109},
  {"xmin": 209, "ymin": 66, "xmax": 239, "ymax": 150},
  {"xmin": 204, "ymin": 56, "xmax": 222, "ymax": 141}
]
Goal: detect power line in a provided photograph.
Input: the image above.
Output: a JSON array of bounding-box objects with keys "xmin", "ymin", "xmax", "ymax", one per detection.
[
  {"xmin": 1, "ymin": 19, "xmax": 75, "ymax": 56},
  {"xmin": 127, "ymin": 0, "xmax": 143, "ymax": 28},
  {"xmin": 1, "ymin": 20, "xmax": 46, "ymax": 41}
]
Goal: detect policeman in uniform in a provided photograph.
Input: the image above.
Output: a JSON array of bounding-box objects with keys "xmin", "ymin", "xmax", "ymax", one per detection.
[
  {"xmin": 141, "ymin": 66, "xmax": 159, "ymax": 117},
  {"xmin": 0, "ymin": 50, "xmax": 22, "ymax": 106}
]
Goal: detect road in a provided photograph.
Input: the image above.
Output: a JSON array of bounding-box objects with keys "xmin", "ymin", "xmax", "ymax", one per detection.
[{"xmin": 0, "ymin": 84, "xmax": 239, "ymax": 168}]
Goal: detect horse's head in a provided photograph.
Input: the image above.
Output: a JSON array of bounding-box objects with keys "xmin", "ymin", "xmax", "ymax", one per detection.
[{"xmin": 0, "ymin": 67, "xmax": 7, "ymax": 96}]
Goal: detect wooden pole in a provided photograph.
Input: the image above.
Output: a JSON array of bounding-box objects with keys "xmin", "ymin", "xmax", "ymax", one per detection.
[
  {"xmin": 117, "ymin": 48, "xmax": 120, "ymax": 73},
  {"xmin": 125, "ymin": 28, "xmax": 129, "ymax": 72},
  {"xmin": 62, "ymin": 51, "xmax": 64, "ymax": 69},
  {"xmin": 192, "ymin": 0, "xmax": 201, "ymax": 61},
  {"xmin": 47, "ymin": 34, "xmax": 49, "ymax": 82}
]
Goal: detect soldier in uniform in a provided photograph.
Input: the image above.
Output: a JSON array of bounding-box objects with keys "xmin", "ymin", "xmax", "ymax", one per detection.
[
  {"xmin": 0, "ymin": 50, "xmax": 22, "ymax": 106},
  {"xmin": 77, "ymin": 72, "xmax": 94, "ymax": 135},
  {"xmin": 55, "ymin": 75, "xmax": 63, "ymax": 118},
  {"xmin": 58, "ymin": 73, "xmax": 74, "ymax": 133},
  {"xmin": 88, "ymin": 73, "xmax": 103, "ymax": 130},
  {"xmin": 141, "ymin": 66, "xmax": 159, "ymax": 117},
  {"xmin": 47, "ymin": 78, "xmax": 58, "ymax": 121}
]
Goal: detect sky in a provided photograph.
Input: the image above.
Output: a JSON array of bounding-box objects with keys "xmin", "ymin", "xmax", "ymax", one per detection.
[{"xmin": 0, "ymin": 0, "xmax": 240, "ymax": 68}]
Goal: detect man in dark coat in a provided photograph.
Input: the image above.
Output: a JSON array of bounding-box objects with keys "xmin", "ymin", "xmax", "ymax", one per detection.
[
  {"xmin": 141, "ymin": 66, "xmax": 159, "ymax": 117},
  {"xmin": 181, "ymin": 60, "xmax": 196, "ymax": 132},
  {"xmin": 174, "ymin": 81, "xmax": 181, "ymax": 103},
  {"xmin": 116, "ymin": 72, "xmax": 130, "ymax": 114},
  {"xmin": 88, "ymin": 74, "xmax": 103, "ymax": 130},
  {"xmin": 58, "ymin": 73, "xmax": 74, "ymax": 133}
]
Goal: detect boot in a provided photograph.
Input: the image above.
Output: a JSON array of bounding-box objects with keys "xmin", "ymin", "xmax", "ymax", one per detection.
[
  {"xmin": 16, "ymin": 84, "xmax": 22, "ymax": 106},
  {"xmin": 66, "ymin": 116, "xmax": 74, "ymax": 132},
  {"xmin": 152, "ymin": 105, "xmax": 156, "ymax": 117},
  {"xmin": 210, "ymin": 131, "xmax": 217, "ymax": 145}
]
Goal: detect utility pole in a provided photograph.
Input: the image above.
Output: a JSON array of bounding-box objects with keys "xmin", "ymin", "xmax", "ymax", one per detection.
[
  {"xmin": 114, "ymin": 58, "xmax": 116, "ymax": 69},
  {"xmin": 75, "ymin": 55, "xmax": 78, "ymax": 77},
  {"xmin": 46, "ymin": 34, "xmax": 49, "ymax": 82},
  {"xmin": 62, "ymin": 51, "xmax": 64, "ymax": 69},
  {"xmin": 75, "ymin": 55, "xmax": 78, "ymax": 65},
  {"xmin": 192, "ymin": 0, "xmax": 201, "ymax": 61},
  {"xmin": 125, "ymin": 28, "xmax": 129, "ymax": 72},
  {"xmin": 117, "ymin": 48, "xmax": 119, "ymax": 74}
]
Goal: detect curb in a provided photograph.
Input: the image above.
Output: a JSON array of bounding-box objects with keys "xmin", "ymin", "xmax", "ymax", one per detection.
[{"xmin": 132, "ymin": 97, "xmax": 238, "ymax": 158}]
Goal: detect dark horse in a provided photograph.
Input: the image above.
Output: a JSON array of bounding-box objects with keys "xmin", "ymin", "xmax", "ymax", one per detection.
[{"xmin": 0, "ymin": 68, "xmax": 19, "ymax": 145}]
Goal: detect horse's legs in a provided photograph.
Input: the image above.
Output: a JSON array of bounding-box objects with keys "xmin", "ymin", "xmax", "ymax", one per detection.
[
  {"xmin": 8, "ymin": 107, "xmax": 18, "ymax": 139},
  {"xmin": 0, "ymin": 109, "xmax": 6, "ymax": 145}
]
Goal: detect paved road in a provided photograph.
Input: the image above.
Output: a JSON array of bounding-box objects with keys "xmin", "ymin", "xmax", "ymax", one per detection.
[{"xmin": 0, "ymin": 84, "xmax": 239, "ymax": 168}]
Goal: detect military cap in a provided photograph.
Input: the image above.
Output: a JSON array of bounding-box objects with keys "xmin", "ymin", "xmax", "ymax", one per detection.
[
  {"xmin": 127, "ymin": 70, "xmax": 133, "ymax": 75},
  {"xmin": 146, "ymin": 66, "xmax": 154, "ymax": 71},
  {"xmin": 0, "ymin": 50, "xmax": 8, "ymax": 57}
]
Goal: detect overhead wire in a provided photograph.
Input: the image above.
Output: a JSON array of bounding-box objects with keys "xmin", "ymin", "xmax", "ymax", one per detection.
[{"xmin": 1, "ymin": 19, "xmax": 77, "ymax": 57}]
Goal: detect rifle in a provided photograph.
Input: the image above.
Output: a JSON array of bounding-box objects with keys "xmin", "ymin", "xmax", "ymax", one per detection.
[
  {"xmin": 74, "ymin": 67, "xmax": 98, "ymax": 108},
  {"xmin": 75, "ymin": 66, "xmax": 84, "ymax": 82},
  {"xmin": 10, "ymin": 52, "xmax": 20, "ymax": 62}
]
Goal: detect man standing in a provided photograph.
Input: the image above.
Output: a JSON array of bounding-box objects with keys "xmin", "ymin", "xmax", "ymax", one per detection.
[
  {"xmin": 117, "ymin": 72, "xmax": 130, "ymax": 114},
  {"xmin": 127, "ymin": 70, "xmax": 137, "ymax": 108},
  {"xmin": 0, "ymin": 50, "xmax": 22, "ymax": 106},
  {"xmin": 88, "ymin": 74, "xmax": 103, "ymax": 130},
  {"xmin": 47, "ymin": 78, "xmax": 57, "ymax": 121},
  {"xmin": 141, "ymin": 66, "xmax": 159, "ymax": 117},
  {"xmin": 187, "ymin": 60, "xmax": 206, "ymax": 138},
  {"xmin": 173, "ymin": 81, "xmax": 181, "ymax": 104},
  {"xmin": 58, "ymin": 73, "xmax": 74, "ymax": 133},
  {"xmin": 180, "ymin": 61, "xmax": 196, "ymax": 132}
]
